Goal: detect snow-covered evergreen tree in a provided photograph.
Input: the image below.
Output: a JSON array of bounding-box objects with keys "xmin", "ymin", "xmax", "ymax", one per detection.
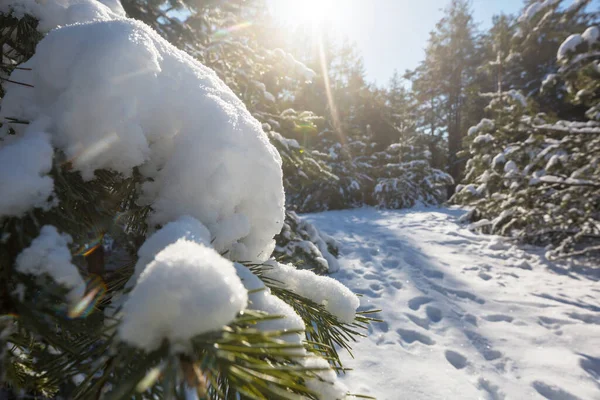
[
  {"xmin": 372, "ymin": 134, "xmax": 453, "ymax": 209},
  {"xmin": 0, "ymin": 1, "xmax": 376, "ymax": 398},
  {"xmin": 454, "ymin": 17, "xmax": 600, "ymax": 260}
]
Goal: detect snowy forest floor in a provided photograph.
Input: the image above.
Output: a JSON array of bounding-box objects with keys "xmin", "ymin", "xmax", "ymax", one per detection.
[{"xmin": 304, "ymin": 207, "xmax": 600, "ymax": 400}]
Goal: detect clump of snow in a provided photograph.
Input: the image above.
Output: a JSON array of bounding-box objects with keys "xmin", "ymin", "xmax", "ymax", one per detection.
[
  {"xmin": 272, "ymin": 48, "xmax": 316, "ymax": 82},
  {"xmin": 118, "ymin": 240, "xmax": 248, "ymax": 351},
  {"xmin": 557, "ymin": 34, "xmax": 584, "ymax": 60},
  {"xmin": 262, "ymin": 261, "xmax": 359, "ymax": 323},
  {"xmin": 506, "ymin": 90, "xmax": 527, "ymax": 107},
  {"xmin": 232, "ymin": 264, "xmax": 352, "ymax": 396},
  {"xmin": 234, "ymin": 263, "xmax": 305, "ymax": 345},
  {"xmin": 492, "ymin": 153, "xmax": 506, "ymax": 168},
  {"xmin": 541, "ymin": 73, "xmax": 557, "ymax": 90},
  {"xmin": 487, "ymin": 237, "xmax": 510, "ymax": 251},
  {"xmin": 302, "ymin": 356, "xmax": 349, "ymax": 400},
  {"xmin": 468, "ymin": 219, "xmax": 491, "ymax": 230},
  {"xmin": 473, "ymin": 134, "xmax": 494, "ymax": 145},
  {"xmin": 467, "ymin": 118, "xmax": 494, "ymax": 136},
  {"xmin": 504, "ymin": 160, "xmax": 518, "ymax": 174},
  {"xmin": 0, "ymin": 131, "xmax": 54, "ymax": 217},
  {"xmin": 0, "ymin": 18, "xmax": 284, "ymax": 263},
  {"xmin": 127, "ymin": 216, "xmax": 212, "ymax": 288},
  {"xmin": 513, "ymin": 259, "xmax": 532, "ymax": 270},
  {"xmin": 0, "ymin": 0, "xmax": 126, "ymax": 32},
  {"xmin": 582, "ymin": 26, "xmax": 599, "ymax": 45},
  {"xmin": 518, "ymin": 0, "xmax": 559, "ymax": 22},
  {"xmin": 15, "ymin": 225, "xmax": 85, "ymax": 302},
  {"xmin": 263, "ymin": 90, "xmax": 276, "ymax": 103},
  {"xmin": 269, "ymin": 131, "xmax": 301, "ymax": 151}
]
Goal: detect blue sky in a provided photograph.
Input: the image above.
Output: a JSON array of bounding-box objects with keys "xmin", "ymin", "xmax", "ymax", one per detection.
[
  {"xmin": 266, "ymin": 0, "xmax": 585, "ymax": 85},
  {"xmin": 348, "ymin": 0, "xmax": 524, "ymax": 84}
]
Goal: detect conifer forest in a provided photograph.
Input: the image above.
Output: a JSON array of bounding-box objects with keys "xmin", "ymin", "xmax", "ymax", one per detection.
[{"xmin": 0, "ymin": 0, "xmax": 599, "ymax": 399}]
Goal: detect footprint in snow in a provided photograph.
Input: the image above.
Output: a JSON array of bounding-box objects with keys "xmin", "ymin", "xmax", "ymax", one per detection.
[
  {"xmin": 396, "ymin": 328, "xmax": 435, "ymax": 346},
  {"xmin": 363, "ymin": 273, "xmax": 380, "ymax": 281},
  {"xmin": 463, "ymin": 313, "xmax": 478, "ymax": 326},
  {"xmin": 381, "ymin": 258, "xmax": 400, "ymax": 269},
  {"xmin": 478, "ymin": 378, "xmax": 505, "ymax": 400},
  {"xmin": 422, "ymin": 269, "xmax": 444, "ymax": 279},
  {"xmin": 389, "ymin": 281, "xmax": 403, "ymax": 289},
  {"xmin": 532, "ymin": 381, "xmax": 582, "ymax": 400},
  {"xmin": 579, "ymin": 353, "xmax": 600, "ymax": 381},
  {"xmin": 353, "ymin": 287, "xmax": 382, "ymax": 299},
  {"xmin": 464, "ymin": 330, "xmax": 503, "ymax": 361},
  {"xmin": 408, "ymin": 296, "xmax": 433, "ymax": 311},
  {"xmin": 483, "ymin": 314, "xmax": 514, "ymax": 323},
  {"xmin": 372, "ymin": 320, "xmax": 389, "ymax": 333},
  {"xmin": 537, "ymin": 316, "xmax": 575, "ymax": 332},
  {"xmin": 478, "ymin": 271, "xmax": 493, "ymax": 281},
  {"xmin": 567, "ymin": 312, "xmax": 600, "ymax": 325},
  {"xmin": 406, "ymin": 313, "xmax": 430, "ymax": 330},
  {"xmin": 445, "ymin": 350, "xmax": 468, "ymax": 370},
  {"xmin": 429, "ymin": 282, "xmax": 485, "ymax": 304},
  {"xmin": 425, "ymin": 305, "xmax": 443, "ymax": 323}
]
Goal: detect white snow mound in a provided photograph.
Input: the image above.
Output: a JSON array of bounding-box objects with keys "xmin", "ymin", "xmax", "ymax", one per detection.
[
  {"xmin": 0, "ymin": 131, "xmax": 54, "ymax": 217},
  {"xmin": 234, "ymin": 263, "xmax": 305, "ymax": 346},
  {"xmin": 128, "ymin": 215, "xmax": 212, "ymax": 288},
  {"xmin": 263, "ymin": 261, "xmax": 359, "ymax": 323},
  {"xmin": 15, "ymin": 225, "xmax": 85, "ymax": 302},
  {"xmin": 0, "ymin": 0, "xmax": 126, "ymax": 32},
  {"xmin": 118, "ymin": 239, "xmax": 248, "ymax": 351},
  {"xmin": 0, "ymin": 18, "xmax": 285, "ymax": 263}
]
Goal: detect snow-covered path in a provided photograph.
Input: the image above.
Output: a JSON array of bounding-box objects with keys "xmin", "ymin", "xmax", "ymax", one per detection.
[{"xmin": 304, "ymin": 208, "xmax": 600, "ymax": 400}]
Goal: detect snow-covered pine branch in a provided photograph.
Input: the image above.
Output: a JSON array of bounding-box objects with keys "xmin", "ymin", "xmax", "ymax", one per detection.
[{"xmin": 0, "ymin": 1, "xmax": 373, "ymax": 398}]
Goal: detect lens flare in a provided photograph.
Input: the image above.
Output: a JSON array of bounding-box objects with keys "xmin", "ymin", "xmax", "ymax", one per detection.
[
  {"xmin": 0, "ymin": 313, "xmax": 19, "ymax": 323},
  {"xmin": 318, "ymin": 35, "xmax": 344, "ymax": 144},
  {"xmin": 68, "ymin": 276, "xmax": 107, "ymax": 319},
  {"xmin": 136, "ymin": 364, "xmax": 164, "ymax": 393},
  {"xmin": 74, "ymin": 232, "xmax": 105, "ymax": 257},
  {"xmin": 211, "ymin": 21, "xmax": 253, "ymax": 39}
]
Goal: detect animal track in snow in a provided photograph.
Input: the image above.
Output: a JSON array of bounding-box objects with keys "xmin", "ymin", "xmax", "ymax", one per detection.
[
  {"xmin": 464, "ymin": 330, "xmax": 502, "ymax": 361},
  {"xmin": 478, "ymin": 271, "xmax": 493, "ymax": 280},
  {"xmin": 422, "ymin": 269, "xmax": 444, "ymax": 279},
  {"xmin": 408, "ymin": 296, "xmax": 433, "ymax": 311},
  {"xmin": 390, "ymin": 281, "xmax": 403, "ymax": 289},
  {"xmin": 579, "ymin": 353, "xmax": 600, "ymax": 381},
  {"xmin": 425, "ymin": 306, "xmax": 442, "ymax": 323},
  {"xmin": 406, "ymin": 313, "xmax": 430, "ymax": 330},
  {"xmin": 483, "ymin": 314, "xmax": 514, "ymax": 323},
  {"xmin": 478, "ymin": 378, "xmax": 505, "ymax": 400},
  {"xmin": 445, "ymin": 350, "xmax": 468, "ymax": 369},
  {"xmin": 396, "ymin": 328, "xmax": 435, "ymax": 345},
  {"xmin": 567, "ymin": 312, "xmax": 600, "ymax": 325},
  {"xmin": 532, "ymin": 381, "xmax": 581, "ymax": 400},
  {"xmin": 429, "ymin": 282, "xmax": 485, "ymax": 304},
  {"xmin": 382, "ymin": 258, "xmax": 400, "ymax": 269}
]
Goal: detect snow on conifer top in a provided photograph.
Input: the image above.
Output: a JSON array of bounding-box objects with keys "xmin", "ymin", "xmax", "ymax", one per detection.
[
  {"xmin": 15, "ymin": 225, "xmax": 86, "ymax": 302},
  {"xmin": 0, "ymin": 0, "xmax": 125, "ymax": 32},
  {"xmin": 0, "ymin": 18, "xmax": 285, "ymax": 263},
  {"xmin": 118, "ymin": 240, "xmax": 248, "ymax": 351}
]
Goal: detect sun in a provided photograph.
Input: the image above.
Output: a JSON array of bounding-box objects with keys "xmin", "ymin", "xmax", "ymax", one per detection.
[{"xmin": 268, "ymin": 0, "xmax": 337, "ymax": 28}]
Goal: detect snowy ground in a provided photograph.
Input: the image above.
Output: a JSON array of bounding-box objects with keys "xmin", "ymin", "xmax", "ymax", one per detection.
[{"xmin": 304, "ymin": 207, "xmax": 600, "ymax": 400}]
